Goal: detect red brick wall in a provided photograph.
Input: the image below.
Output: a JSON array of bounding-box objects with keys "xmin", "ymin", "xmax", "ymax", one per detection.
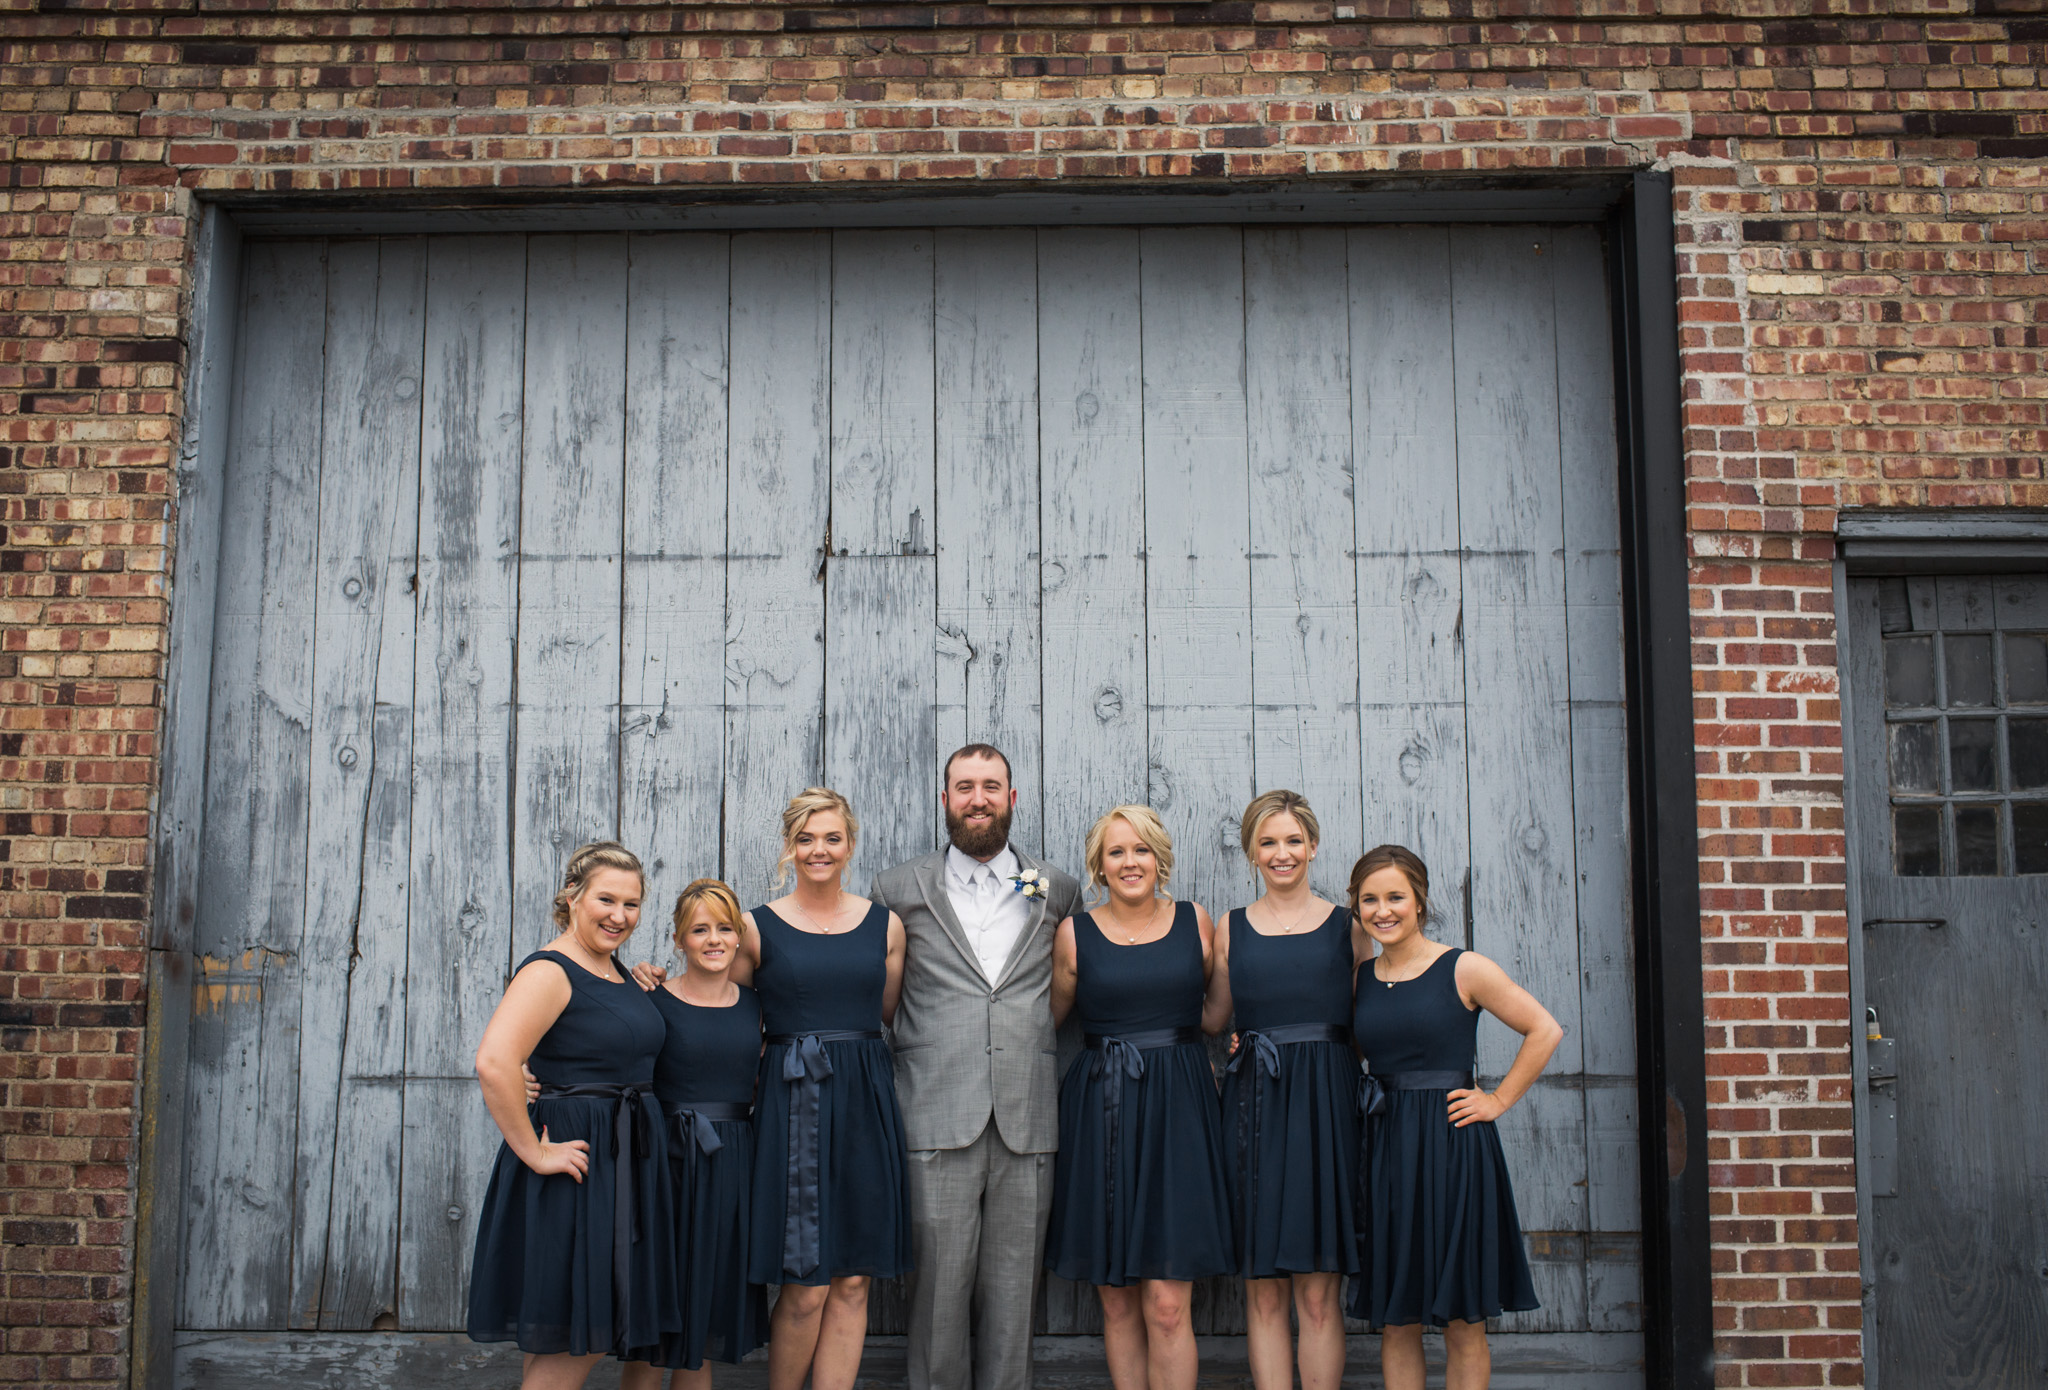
[{"xmin": 2, "ymin": 4, "xmax": 2042, "ymax": 1386}]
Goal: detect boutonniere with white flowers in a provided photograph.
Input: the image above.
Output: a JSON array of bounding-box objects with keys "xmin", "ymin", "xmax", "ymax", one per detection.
[{"xmin": 1007, "ymin": 867, "xmax": 1047, "ymax": 899}]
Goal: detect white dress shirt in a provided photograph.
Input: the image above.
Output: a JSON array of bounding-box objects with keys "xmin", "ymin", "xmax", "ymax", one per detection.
[{"xmin": 945, "ymin": 843, "xmax": 1032, "ymax": 984}]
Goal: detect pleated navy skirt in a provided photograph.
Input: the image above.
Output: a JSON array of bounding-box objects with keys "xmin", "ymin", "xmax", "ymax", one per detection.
[
  {"xmin": 746, "ymin": 1035, "xmax": 912, "ymax": 1287},
  {"xmin": 468, "ymin": 1089, "xmax": 677, "ymax": 1356},
  {"xmin": 1044, "ymin": 1038, "xmax": 1236, "ymax": 1287},
  {"xmin": 1220, "ymin": 1037, "xmax": 1361, "ymax": 1278},
  {"xmin": 1347, "ymin": 1087, "xmax": 1539, "ymax": 1328},
  {"xmin": 630, "ymin": 1114, "xmax": 767, "ymax": 1369}
]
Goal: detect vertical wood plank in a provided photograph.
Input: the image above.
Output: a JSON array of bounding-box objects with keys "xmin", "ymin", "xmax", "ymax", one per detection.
[
  {"xmin": 1037, "ymin": 228, "xmax": 1146, "ymax": 1335},
  {"xmin": 935, "ymin": 228, "xmax": 1042, "ymax": 852},
  {"xmin": 137, "ymin": 206, "xmax": 239, "ymax": 1379},
  {"xmin": 399, "ymin": 235, "xmax": 527, "ymax": 1330},
  {"xmin": 1554, "ymin": 225, "xmax": 1642, "ymax": 1332},
  {"xmin": 180, "ymin": 238, "xmax": 327, "ymax": 1330},
  {"xmin": 620, "ymin": 233, "xmax": 730, "ymax": 956},
  {"xmin": 1450, "ymin": 226, "xmax": 1588, "ymax": 1333},
  {"xmin": 1140, "ymin": 226, "xmax": 1255, "ymax": 913},
  {"xmin": 1349, "ymin": 226, "xmax": 1470, "ymax": 933},
  {"xmin": 725, "ymin": 232, "xmax": 831, "ymax": 904},
  {"xmin": 288, "ymin": 238, "xmax": 427, "ymax": 1330},
  {"xmin": 514, "ymin": 234, "xmax": 629, "ymax": 957},
  {"xmin": 1244, "ymin": 227, "xmax": 1362, "ymax": 892},
  {"xmin": 1038, "ymin": 228, "xmax": 1147, "ymax": 871},
  {"xmin": 826, "ymin": 229, "xmax": 937, "ymax": 889}
]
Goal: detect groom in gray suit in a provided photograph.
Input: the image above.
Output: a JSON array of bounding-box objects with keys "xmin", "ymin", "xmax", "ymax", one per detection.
[{"xmin": 871, "ymin": 744, "xmax": 1083, "ymax": 1390}]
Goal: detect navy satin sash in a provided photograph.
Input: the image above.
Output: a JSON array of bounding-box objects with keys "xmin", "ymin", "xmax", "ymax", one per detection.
[
  {"xmin": 535, "ymin": 1081, "xmax": 656, "ymax": 1343},
  {"xmin": 662, "ymin": 1098, "xmax": 751, "ymax": 1155},
  {"xmin": 1083, "ymin": 1026, "xmax": 1204, "ymax": 1228},
  {"xmin": 1225, "ymin": 1023, "xmax": 1352, "ymax": 1245},
  {"xmin": 765, "ymin": 1029, "xmax": 884, "ymax": 1279}
]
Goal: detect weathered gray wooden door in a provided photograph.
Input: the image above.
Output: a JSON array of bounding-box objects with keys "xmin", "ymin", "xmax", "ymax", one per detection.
[
  {"xmin": 174, "ymin": 226, "xmax": 1640, "ymax": 1366},
  {"xmin": 1847, "ymin": 574, "xmax": 2048, "ymax": 1387}
]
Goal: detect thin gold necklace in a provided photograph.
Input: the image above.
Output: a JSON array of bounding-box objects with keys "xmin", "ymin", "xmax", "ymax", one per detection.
[
  {"xmin": 1103, "ymin": 898, "xmax": 1164, "ymax": 943},
  {"xmin": 791, "ymin": 893, "xmax": 854, "ymax": 934},
  {"xmin": 1257, "ymin": 896, "xmax": 1321, "ymax": 934}
]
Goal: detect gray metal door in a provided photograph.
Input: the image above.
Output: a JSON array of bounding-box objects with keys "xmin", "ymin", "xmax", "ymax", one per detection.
[
  {"xmin": 170, "ymin": 226, "xmax": 1640, "ymax": 1376},
  {"xmin": 1847, "ymin": 573, "xmax": 2048, "ymax": 1387}
]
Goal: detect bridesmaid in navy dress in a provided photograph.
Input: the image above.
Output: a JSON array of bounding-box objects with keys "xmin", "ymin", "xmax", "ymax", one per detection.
[
  {"xmin": 1347, "ymin": 844, "xmax": 1561, "ymax": 1390},
  {"xmin": 621, "ymin": 879, "xmax": 768, "ymax": 1390},
  {"xmin": 1047, "ymin": 804, "xmax": 1233, "ymax": 1390},
  {"xmin": 469, "ymin": 842, "xmax": 677, "ymax": 1390},
  {"xmin": 736, "ymin": 789, "xmax": 910, "ymax": 1390},
  {"xmin": 1210, "ymin": 792, "xmax": 1368, "ymax": 1390}
]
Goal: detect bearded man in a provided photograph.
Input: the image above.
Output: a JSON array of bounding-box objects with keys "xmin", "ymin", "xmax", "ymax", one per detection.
[{"xmin": 869, "ymin": 744, "xmax": 1084, "ymax": 1390}]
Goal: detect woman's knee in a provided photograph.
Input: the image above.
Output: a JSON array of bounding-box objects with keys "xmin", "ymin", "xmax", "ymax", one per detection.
[
  {"xmin": 777, "ymin": 1283, "xmax": 831, "ymax": 1317},
  {"xmin": 828, "ymin": 1275, "xmax": 871, "ymax": 1309},
  {"xmin": 1098, "ymin": 1284, "xmax": 1143, "ymax": 1327},
  {"xmin": 1293, "ymin": 1275, "xmax": 1342, "ymax": 1328},
  {"xmin": 1245, "ymin": 1277, "xmax": 1291, "ymax": 1319},
  {"xmin": 1140, "ymin": 1282, "xmax": 1191, "ymax": 1334}
]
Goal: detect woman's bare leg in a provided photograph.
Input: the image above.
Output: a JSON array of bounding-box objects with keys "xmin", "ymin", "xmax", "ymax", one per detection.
[
  {"xmin": 1097, "ymin": 1284, "xmax": 1149, "ymax": 1390},
  {"xmin": 668, "ymin": 1365, "xmax": 714, "ymax": 1390},
  {"xmin": 807, "ymin": 1276, "xmax": 872, "ymax": 1390},
  {"xmin": 520, "ymin": 1351, "xmax": 605, "ymax": 1390},
  {"xmin": 1378, "ymin": 1323, "xmax": 1426, "ymax": 1390},
  {"xmin": 1292, "ymin": 1272, "xmax": 1346, "ymax": 1390},
  {"xmin": 1242, "ymin": 1276, "xmax": 1294, "ymax": 1390},
  {"xmin": 1443, "ymin": 1318, "xmax": 1490, "ymax": 1390},
  {"xmin": 1139, "ymin": 1279, "xmax": 1196, "ymax": 1390},
  {"xmin": 767, "ymin": 1283, "xmax": 830, "ymax": 1390}
]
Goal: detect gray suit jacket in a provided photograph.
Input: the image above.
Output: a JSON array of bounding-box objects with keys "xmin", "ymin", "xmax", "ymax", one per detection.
[{"xmin": 872, "ymin": 848, "xmax": 1084, "ymax": 1154}]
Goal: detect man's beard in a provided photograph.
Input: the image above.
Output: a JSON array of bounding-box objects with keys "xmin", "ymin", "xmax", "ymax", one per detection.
[{"xmin": 946, "ymin": 802, "xmax": 1012, "ymax": 859}]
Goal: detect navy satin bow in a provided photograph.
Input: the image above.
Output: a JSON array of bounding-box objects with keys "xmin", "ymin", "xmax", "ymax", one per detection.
[
  {"xmin": 1092, "ymin": 1038, "xmax": 1145, "ymax": 1218},
  {"xmin": 1227, "ymin": 1030, "xmax": 1283, "ymax": 1081},
  {"xmin": 1358, "ymin": 1068, "xmax": 1386, "ymax": 1118},
  {"xmin": 780, "ymin": 1035, "xmax": 836, "ymax": 1279},
  {"xmin": 676, "ymin": 1108, "xmax": 724, "ymax": 1155}
]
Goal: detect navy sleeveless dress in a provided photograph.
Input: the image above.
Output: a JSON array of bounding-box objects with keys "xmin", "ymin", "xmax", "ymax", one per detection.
[
  {"xmin": 746, "ymin": 902, "xmax": 912, "ymax": 1286},
  {"xmin": 632, "ymin": 983, "xmax": 768, "ymax": 1370},
  {"xmin": 1348, "ymin": 946, "xmax": 1538, "ymax": 1328},
  {"xmin": 469, "ymin": 950, "xmax": 677, "ymax": 1356},
  {"xmin": 1044, "ymin": 901, "xmax": 1234, "ymax": 1286},
  {"xmin": 1220, "ymin": 906, "xmax": 1361, "ymax": 1279}
]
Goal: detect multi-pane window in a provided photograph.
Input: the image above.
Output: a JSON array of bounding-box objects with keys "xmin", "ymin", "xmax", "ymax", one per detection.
[{"xmin": 1879, "ymin": 576, "xmax": 2048, "ymax": 876}]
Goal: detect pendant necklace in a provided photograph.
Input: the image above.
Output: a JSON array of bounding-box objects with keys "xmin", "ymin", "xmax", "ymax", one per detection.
[{"xmin": 793, "ymin": 894, "xmax": 849, "ymax": 934}]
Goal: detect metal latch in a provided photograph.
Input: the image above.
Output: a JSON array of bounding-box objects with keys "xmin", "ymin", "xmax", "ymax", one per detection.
[{"xmin": 1864, "ymin": 1007, "xmax": 1897, "ymax": 1197}]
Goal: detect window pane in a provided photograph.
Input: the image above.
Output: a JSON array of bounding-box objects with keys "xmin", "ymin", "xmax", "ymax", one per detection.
[
  {"xmin": 2008, "ymin": 633, "xmax": 2048, "ymax": 705},
  {"xmin": 1884, "ymin": 635, "xmax": 1935, "ymax": 707},
  {"xmin": 1949, "ymin": 719, "xmax": 1997, "ymax": 792},
  {"xmin": 1888, "ymin": 721, "xmax": 1939, "ymax": 792},
  {"xmin": 2017, "ymin": 802, "xmax": 2048, "ymax": 876},
  {"xmin": 1944, "ymin": 633, "xmax": 1994, "ymax": 707},
  {"xmin": 1894, "ymin": 805, "xmax": 1943, "ymax": 876},
  {"xmin": 2011, "ymin": 718, "xmax": 2048, "ymax": 792},
  {"xmin": 1955, "ymin": 805, "xmax": 2001, "ymax": 876}
]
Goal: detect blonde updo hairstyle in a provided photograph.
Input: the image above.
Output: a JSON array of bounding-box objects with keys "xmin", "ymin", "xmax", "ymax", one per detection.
[
  {"xmin": 775, "ymin": 787, "xmax": 861, "ymax": 886},
  {"xmin": 1346, "ymin": 843, "xmax": 1431, "ymax": 927},
  {"xmin": 1083, "ymin": 804, "xmax": 1174, "ymax": 897},
  {"xmin": 552, "ymin": 841, "xmax": 646, "ymax": 927},
  {"xmin": 1239, "ymin": 789, "xmax": 1321, "ymax": 859},
  {"xmin": 672, "ymin": 878, "xmax": 745, "ymax": 948}
]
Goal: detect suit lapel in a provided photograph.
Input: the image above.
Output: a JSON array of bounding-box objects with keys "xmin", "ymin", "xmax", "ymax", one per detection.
[
  {"xmin": 915, "ymin": 854, "xmax": 985, "ymax": 980},
  {"xmin": 991, "ymin": 849, "xmax": 1055, "ymax": 991}
]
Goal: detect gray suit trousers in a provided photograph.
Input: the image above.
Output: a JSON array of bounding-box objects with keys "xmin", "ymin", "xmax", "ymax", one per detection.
[{"xmin": 906, "ymin": 1121, "xmax": 1053, "ymax": 1390}]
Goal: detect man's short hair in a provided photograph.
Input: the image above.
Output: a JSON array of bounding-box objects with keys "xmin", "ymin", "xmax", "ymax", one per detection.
[{"xmin": 943, "ymin": 742, "xmax": 1013, "ymax": 787}]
